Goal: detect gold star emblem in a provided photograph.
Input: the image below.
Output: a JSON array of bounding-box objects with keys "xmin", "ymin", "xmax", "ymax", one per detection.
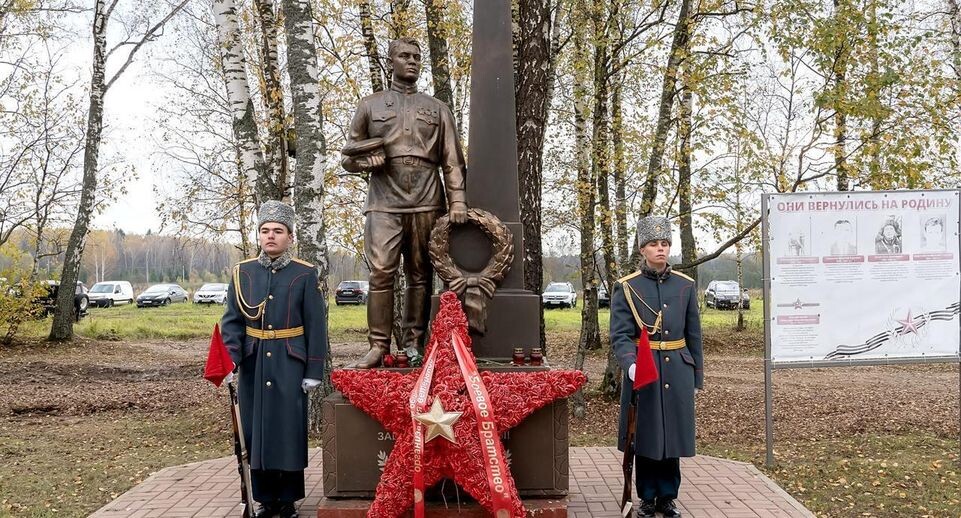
[{"xmin": 414, "ymin": 398, "xmax": 462, "ymax": 444}]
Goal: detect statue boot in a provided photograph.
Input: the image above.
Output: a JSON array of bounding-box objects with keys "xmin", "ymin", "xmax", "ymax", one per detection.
[
  {"xmin": 401, "ymin": 285, "xmax": 431, "ymax": 356},
  {"xmin": 350, "ymin": 289, "xmax": 393, "ymax": 368}
]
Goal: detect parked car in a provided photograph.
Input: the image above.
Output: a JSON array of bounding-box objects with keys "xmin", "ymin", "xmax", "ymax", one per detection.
[
  {"xmin": 194, "ymin": 283, "xmax": 229, "ymax": 304},
  {"xmin": 704, "ymin": 280, "xmax": 750, "ymax": 309},
  {"xmin": 137, "ymin": 284, "xmax": 189, "ymax": 307},
  {"xmin": 335, "ymin": 280, "xmax": 369, "ymax": 305},
  {"xmin": 36, "ymin": 280, "xmax": 89, "ymax": 321},
  {"xmin": 598, "ymin": 285, "xmax": 610, "ymax": 308},
  {"xmin": 542, "ymin": 282, "xmax": 578, "ymax": 309},
  {"xmin": 87, "ymin": 281, "xmax": 134, "ymax": 307}
]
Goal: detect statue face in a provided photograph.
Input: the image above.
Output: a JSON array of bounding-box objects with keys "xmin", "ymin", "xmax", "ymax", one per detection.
[{"xmin": 390, "ymin": 42, "xmax": 422, "ymax": 83}]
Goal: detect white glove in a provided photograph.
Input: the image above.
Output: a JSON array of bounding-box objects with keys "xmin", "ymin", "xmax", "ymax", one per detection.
[
  {"xmin": 224, "ymin": 372, "xmax": 235, "ymax": 385},
  {"xmin": 628, "ymin": 364, "xmax": 636, "ymax": 382},
  {"xmin": 302, "ymin": 378, "xmax": 322, "ymax": 393}
]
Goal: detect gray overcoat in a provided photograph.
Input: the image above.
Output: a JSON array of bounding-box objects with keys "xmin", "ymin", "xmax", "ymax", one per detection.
[
  {"xmin": 221, "ymin": 256, "xmax": 327, "ymax": 471},
  {"xmin": 611, "ymin": 267, "xmax": 703, "ymax": 460}
]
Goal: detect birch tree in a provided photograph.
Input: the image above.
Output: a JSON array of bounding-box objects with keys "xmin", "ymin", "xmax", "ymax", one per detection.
[
  {"xmin": 571, "ymin": 0, "xmax": 597, "ymax": 418},
  {"xmin": 49, "ymin": 0, "xmax": 188, "ymax": 341},
  {"xmin": 282, "ymin": 0, "xmax": 333, "ymax": 428},
  {"xmin": 212, "ymin": 0, "xmax": 268, "ymax": 207}
]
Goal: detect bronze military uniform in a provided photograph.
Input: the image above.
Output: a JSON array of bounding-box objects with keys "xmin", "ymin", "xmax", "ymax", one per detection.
[{"xmin": 342, "ymin": 78, "xmax": 466, "ymax": 365}]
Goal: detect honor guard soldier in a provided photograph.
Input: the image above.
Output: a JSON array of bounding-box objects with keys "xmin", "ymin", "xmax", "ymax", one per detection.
[
  {"xmin": 221, "ymin": 200, "xmax": 328, "ymax": 518},
  {"xmin": 611, "ymin": 216, "xmax": 704, "ymax": 517},
  {"xmin": 341, "ymin": 37, "xmax": 468, "ymax": 368}
]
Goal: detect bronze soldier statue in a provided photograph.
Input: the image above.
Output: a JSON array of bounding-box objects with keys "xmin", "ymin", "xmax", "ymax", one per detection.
[{"xmin": 342, "ymin": 37, "xmax": 467, "ymax": 368}]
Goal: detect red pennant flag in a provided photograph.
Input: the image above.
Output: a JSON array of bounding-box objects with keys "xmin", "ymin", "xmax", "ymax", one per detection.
[
  {"xmin": 204, "ymin": 323, "xmax": 235, "ymax": 387},
  {"xmin": 633, "ymin": 327, "xmax": 658, "ymax": 389}
]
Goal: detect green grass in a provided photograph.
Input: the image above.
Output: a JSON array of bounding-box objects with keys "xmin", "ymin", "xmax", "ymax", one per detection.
[
  {"xmin": 14, "ymin": 299, "xmax": 372, "ymax": 343},
  {"xmin": 12, "ymin": 298, "xmax": 764, "ymax": 344}
]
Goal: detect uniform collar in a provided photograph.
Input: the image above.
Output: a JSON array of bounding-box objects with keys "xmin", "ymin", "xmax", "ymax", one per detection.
[
  {"xmin": 258, "ymin": 249, "xmax": 292, "ymax": 271},
  {"xmin": 641, "ymin": 261, "xmax": 672, "ymax": 281},
  {"xmin": 390, "ymin": 80, "xmax": 418, "ymax": 94}
]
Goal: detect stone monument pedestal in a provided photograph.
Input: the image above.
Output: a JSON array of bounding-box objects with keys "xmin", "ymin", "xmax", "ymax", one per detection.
[{"xmin": 321, "ymin": 366, "xmax": 572, "ymax": 500}]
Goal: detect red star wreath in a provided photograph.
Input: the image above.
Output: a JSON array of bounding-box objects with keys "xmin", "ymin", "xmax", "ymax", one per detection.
[{"xmin": 332, "ymin": 292, "xmax": 587, "ymax": 518}]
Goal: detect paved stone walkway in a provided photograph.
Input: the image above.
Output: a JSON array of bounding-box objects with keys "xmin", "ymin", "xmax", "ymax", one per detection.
[{"xmin": 90, "ymin": 447, "xmax": 813, "ymax": 517}]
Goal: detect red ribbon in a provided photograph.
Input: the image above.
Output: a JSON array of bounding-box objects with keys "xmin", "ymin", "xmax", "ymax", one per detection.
[
  {"xmin": 451, "ymin": 333, "xmax": 514, "ymax": 517},
  {"xmin": 409, "ymin": 346, "xmax": 439, "ymax": 518}
]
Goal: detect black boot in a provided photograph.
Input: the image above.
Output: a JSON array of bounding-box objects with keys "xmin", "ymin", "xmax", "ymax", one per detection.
[
  {"xmin": 637, "ymin": 499, "xmax": 657, "ymax": 518},
  {"xmin": 655, "ymin": 498, "xmax": 681, "ymax": 517},
  {"xmin": 277, "ymin": 503, "xmax": 299, "ymax": 518},
  {"xmin": 252, "ymin": 503, "xmax": 278, "ymax": 518}
]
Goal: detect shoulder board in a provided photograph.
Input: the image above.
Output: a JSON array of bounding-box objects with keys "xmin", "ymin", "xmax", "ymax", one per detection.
[
  {"xmin": 238, "ymin": 258, "xmax": 258, "ymax": 265},
  {"xmin": 291, "ymin": 258, "xmax": 315, "ymax": 268},
  {"xmin": 672, "ymin": 270, "xmax": 695, "ymax": 283},
  {"xmin": 617, "ymin": 271, "xmax": 641, "ymax": 283}
]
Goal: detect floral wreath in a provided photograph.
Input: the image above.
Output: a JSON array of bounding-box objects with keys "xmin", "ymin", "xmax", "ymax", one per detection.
[{"xmin": 429, "ymin": 208, "xmax": 513, "ymax": 333}]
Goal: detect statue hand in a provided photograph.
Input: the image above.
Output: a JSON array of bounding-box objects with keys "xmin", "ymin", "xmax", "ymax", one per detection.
[{"xmin": 449, "ymin": 202, "xmax": 468, "ymax": 224}]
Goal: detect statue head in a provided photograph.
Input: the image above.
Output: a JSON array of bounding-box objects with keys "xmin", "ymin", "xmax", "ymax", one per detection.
[{"xmin": 388, "ymin": 37, "xmax": 422, "ymax": 84}]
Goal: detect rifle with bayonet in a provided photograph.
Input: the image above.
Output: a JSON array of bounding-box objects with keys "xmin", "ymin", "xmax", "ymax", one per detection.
[
  {"xmin": 621, "ymin": 390, "xmax": 637, "ymax": 517},
  {"xmin": 228, "ymin": 379, "xmax": 255, "ymax": 518}
]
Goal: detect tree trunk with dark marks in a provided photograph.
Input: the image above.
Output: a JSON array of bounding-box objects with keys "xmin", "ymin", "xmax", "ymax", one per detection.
[
  {"xmin": 571, "ymin": 0, "xmax": 598, "ymax": 419},
  {"xmin": 254, "ymin": 0, "xmax": 288, "ymax": 200},
  {"xmin": 50, "ymin": 0, "xmax": 187, "ymax": 340},
  {"xmin": 677, "ymin": 71, "xmax": 696, "ymax": 281},
  {"xmin": 612, "ymin": 73, "xmax": 628, "ymax": 274},
  {"xmin": 359, "ymin": 0, "xmax": 385, "ymax": 92},
  {"xmin": 214, "ymin": 0, "xmax": 269, "ymax": 208},
  {"xmin": 425, "ymin": 0, "xmax": 454, "ymax": 110},
  {"xmin": 638, "ymin": 0, "xmax": 692, "ymax": 218},
  {"xmin": 283, "ymin": 0, "xmax": 332, "ymax": 431},
  {"xmin": 516, "ymin": 0, "xmax": 553, "ymax": 349}
]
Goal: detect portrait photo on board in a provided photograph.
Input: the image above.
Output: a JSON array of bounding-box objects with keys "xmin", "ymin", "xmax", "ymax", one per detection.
[{"xmin": 874, "ymin": 216, "xmax": 902, "ymax": 254}]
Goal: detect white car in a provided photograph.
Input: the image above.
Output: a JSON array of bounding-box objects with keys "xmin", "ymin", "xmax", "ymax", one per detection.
[
  {"xmin": 87, "ymin": 281, "xmax": 134, "ymax": 307},
  {"xmin": 542, "ymin": 282, "xmax": 578, "ymax": 309},
  {"xmin": 194, "ymin": 283, "xmax": 229, "ymax": 304}
]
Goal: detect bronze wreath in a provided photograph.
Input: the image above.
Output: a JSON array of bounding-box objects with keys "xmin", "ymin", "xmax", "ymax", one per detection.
[{"xmin": 428, "ymin": 208, "xmax": 514, "ymax": 297}]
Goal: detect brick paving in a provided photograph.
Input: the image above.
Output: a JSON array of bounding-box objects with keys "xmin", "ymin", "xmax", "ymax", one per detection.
[{"xmin": 90, "ymin": 447, "xmax": 813, "ymax": 517}]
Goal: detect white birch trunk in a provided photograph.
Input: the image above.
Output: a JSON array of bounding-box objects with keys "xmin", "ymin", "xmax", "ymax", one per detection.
[
  {"xmin": 282, "ymin": 0, "xmax": 332, "ymax": 428},
  {"xmin": 213, "ymin": 0, "xmax": 268, "ymax": 205}
]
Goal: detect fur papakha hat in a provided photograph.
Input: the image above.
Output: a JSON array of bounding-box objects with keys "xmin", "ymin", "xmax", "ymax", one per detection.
[
  {"xmin": 637, "ymin": 216, "xmax": 672, "ymax": 247},
  {"xmin": 258, "ymin": 200, "xmax": 295, "ymax": 232}
]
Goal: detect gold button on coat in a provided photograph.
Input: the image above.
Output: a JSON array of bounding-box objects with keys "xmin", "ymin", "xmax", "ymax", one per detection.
[
  {"xmin": 267, "ymin": 324, "xmax": 273, "ymax": 329},
  {"xmin": 664, "ymin": 356, "xmax": 670, "ymax": 362},
  {"xmin": 664, "ymin": 383, "xmax": 670, "ymax": 389},
  {"xmin": 266, "ymin": 351, "xmax": 272, "ymax": 357},
  {"xmin": 266, "ymin": 381, "xmax": 272, "ymax": 387},
  {"xmin": 268, "ymin": 295, "xmax": 274, "ymax": 300}
]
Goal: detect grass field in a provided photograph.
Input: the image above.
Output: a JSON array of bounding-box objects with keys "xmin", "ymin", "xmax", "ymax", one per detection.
[{"xmin": 15, "ymin": 298, "xmax": 763, "ymax": 345}]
